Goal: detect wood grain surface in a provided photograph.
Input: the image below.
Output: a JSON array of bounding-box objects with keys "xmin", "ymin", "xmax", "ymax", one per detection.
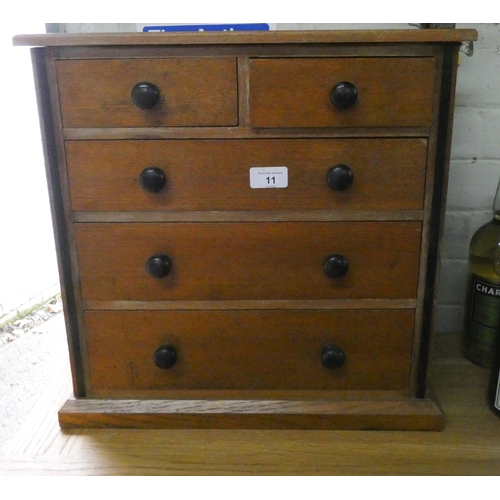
[
  {"xmin": 65, "ymin": 138, "xmax": 427, "ymax": 212},
  {"xmin": 249, "ymin": 57, "xmax": 436, "ymax": 128},
  {"xmin": 12, "ymin": 29, "xmax": 479, "ymax": 47},
  {"xmin": 73, "ymin": 221, "xmax": 422, "ymax": 302},
  {"xmin": 58, "ymin": 397, "xmax": 443, "ymax": 431},
  {"xmin": 56, "ymin": 58, "xmax": 238, "ymax": 128},
  {"xmin": 83, "ymin": 309, "xmax": 415, "ymax": 393}
]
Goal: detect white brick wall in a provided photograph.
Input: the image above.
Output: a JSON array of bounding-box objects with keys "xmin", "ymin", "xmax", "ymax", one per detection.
[{"xmin": 437, "ymin": 23, "xmax": 500, "ymax": 332}]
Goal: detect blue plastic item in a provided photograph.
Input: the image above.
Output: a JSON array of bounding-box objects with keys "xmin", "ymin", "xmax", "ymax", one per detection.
[{"xmin": 142, "ymin": 24, "xmax": 271, "ymax": 32}]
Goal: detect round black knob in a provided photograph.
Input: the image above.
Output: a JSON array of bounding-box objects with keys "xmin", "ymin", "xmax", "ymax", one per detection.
[
  {"xmin": 326, "ymin": 164, "xmax": 354, "ymax": 191},
  {"xmin": 321, "ymin": 345, "xmax": 346, "ymax": 370},
  {"xmin": 139, "ymin": 167, "xmax": 166, "ymax": 193},
  {"xmin": 146, "ymin": 254, "xmax": 171, "ymax": 278},
  {"xmin": 323, "ymin": 254, "xmax": 349, "ymax": 279},
  {"xmin": 153, "ymin": 344, "xmax": 177, "ymax": 370},
  {"xmin": 131, "ymin": 82, "xmax": 160, "ymax": 109},
  {"xmin": 330, "ymin": 81, "xmax": 358, "ymax": 110}
]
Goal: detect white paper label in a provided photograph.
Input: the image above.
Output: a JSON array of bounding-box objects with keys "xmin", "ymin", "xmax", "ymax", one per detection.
[
  {"xmin": 249, "ymin": 167, "xmax": 288, "ymax": 189},
  {"xmin": 495, "ymin": 374, "xmax": 500, "ymax": 411}
]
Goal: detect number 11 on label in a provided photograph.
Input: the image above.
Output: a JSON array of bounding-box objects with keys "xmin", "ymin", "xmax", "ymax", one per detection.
[{"xmin": 249, "ymin": 167, "xmax": 288, "ymax": 189}]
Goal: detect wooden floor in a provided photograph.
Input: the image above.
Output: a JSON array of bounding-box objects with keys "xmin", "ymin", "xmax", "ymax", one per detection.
[{"xmin": 1, "ymin": 333, "xmax": 499, "ymax": 475}]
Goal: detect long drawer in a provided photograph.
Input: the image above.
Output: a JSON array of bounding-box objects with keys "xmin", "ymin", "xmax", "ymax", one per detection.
[
  {"xmin": 84, "ymin": 309, "xmax": 415, "ymax": 393},
  {"xmin": 249, "ymin": 57, "xmax": 436, "ymax": 128},
  {"xmin": 74, "ymin": 221, "xmax": 422, "ymax": 302},
  {"xmin": 56, "ymin": 58, "xmax": 238, "ymax": 128},
  {"xmin": 66, "ymin": 138, "xmax": 427, "ymax": 212}
]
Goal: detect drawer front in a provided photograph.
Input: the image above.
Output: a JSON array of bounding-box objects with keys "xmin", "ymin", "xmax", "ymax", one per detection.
[
  {"xmin": 249, "ymin": 58, "xmax": 435, "ymax": 128},
  {"xmin": 56, "ymin": 58, "xmax": 238, "ymax": 128},
  {"xmin": 75, "ymin": 221, "xmax": 421, "ymax": 302},
  {"xmin": 66, "ymin": 138, "xmax": 427, "ymax": 212},
  {"xmin": 84, "ymin": 309, "xmax": 415, "ymax": 392}
]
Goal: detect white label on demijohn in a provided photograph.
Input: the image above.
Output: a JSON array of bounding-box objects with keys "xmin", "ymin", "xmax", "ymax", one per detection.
[
  {"xmin": 249, "ymin": 167, "xmax": 288, "ymax": 189},
  {"xmin": 495, "ymin": 374, "xmax": 500, "ymax": 411}
]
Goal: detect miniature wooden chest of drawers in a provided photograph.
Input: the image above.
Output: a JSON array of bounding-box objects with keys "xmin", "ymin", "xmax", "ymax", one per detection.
[{"xmin": 14, "ymin": 29, "xmax": 477, "ymax": 430}]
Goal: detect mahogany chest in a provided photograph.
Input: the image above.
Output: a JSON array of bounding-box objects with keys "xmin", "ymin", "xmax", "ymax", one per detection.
[{"xmin": 14, "ymin": 29, "xmax": 477, "ymax": 429}]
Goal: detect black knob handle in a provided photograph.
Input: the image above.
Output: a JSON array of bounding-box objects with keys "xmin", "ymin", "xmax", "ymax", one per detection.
[
  {"xmin": 153, "ymin": 344, "xmax": 177, "ymax": 370},
  {"xmin": 131, "ymin": 82, "xmax": 160, "ymax": 109},
  {"xmin": 146, "ymin": 254, "xmax": 171, "ymax": 278},
  {"xmin": 323, "ymin": 254, "xmax": 349, "ymax": 279},
  {"xmin": 330, "ymin": 81, "xmax": 358, "ymax": 110},
  {"xmin": 139, "ymin": 167, "xmax": 166, "ymax": 193},
  {"xmin": 321, "ymin": 345, "xmax": 346, "ymax": 370},
  {"xmin": 326, "ymin": 164, "xmax": 354, "ymax": 191}
]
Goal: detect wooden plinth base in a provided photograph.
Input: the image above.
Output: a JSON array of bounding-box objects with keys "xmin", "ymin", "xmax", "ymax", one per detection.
[{"xmin": 58, "ymin": 397, "xmax": 445, "ymax": 431}]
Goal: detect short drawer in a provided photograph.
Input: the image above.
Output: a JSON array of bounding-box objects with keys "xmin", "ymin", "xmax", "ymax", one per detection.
[
  {"xmin": 249, "ymin": 57, "xmax": 435, "ymax": 128},
  {"xmin": 66, "ymin": 138, "xmax": 427, "ymax": 212},
  {"xmin": 56, "ymin": 58, "xmax": 238, "ymax": 128},
  {"xmin": 84, "ymin": 309, "xmax": 415, "ymax": 392},
  {"xmin": 74, "ymin": 221, "xmax": 422, "ymax": 302}
]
